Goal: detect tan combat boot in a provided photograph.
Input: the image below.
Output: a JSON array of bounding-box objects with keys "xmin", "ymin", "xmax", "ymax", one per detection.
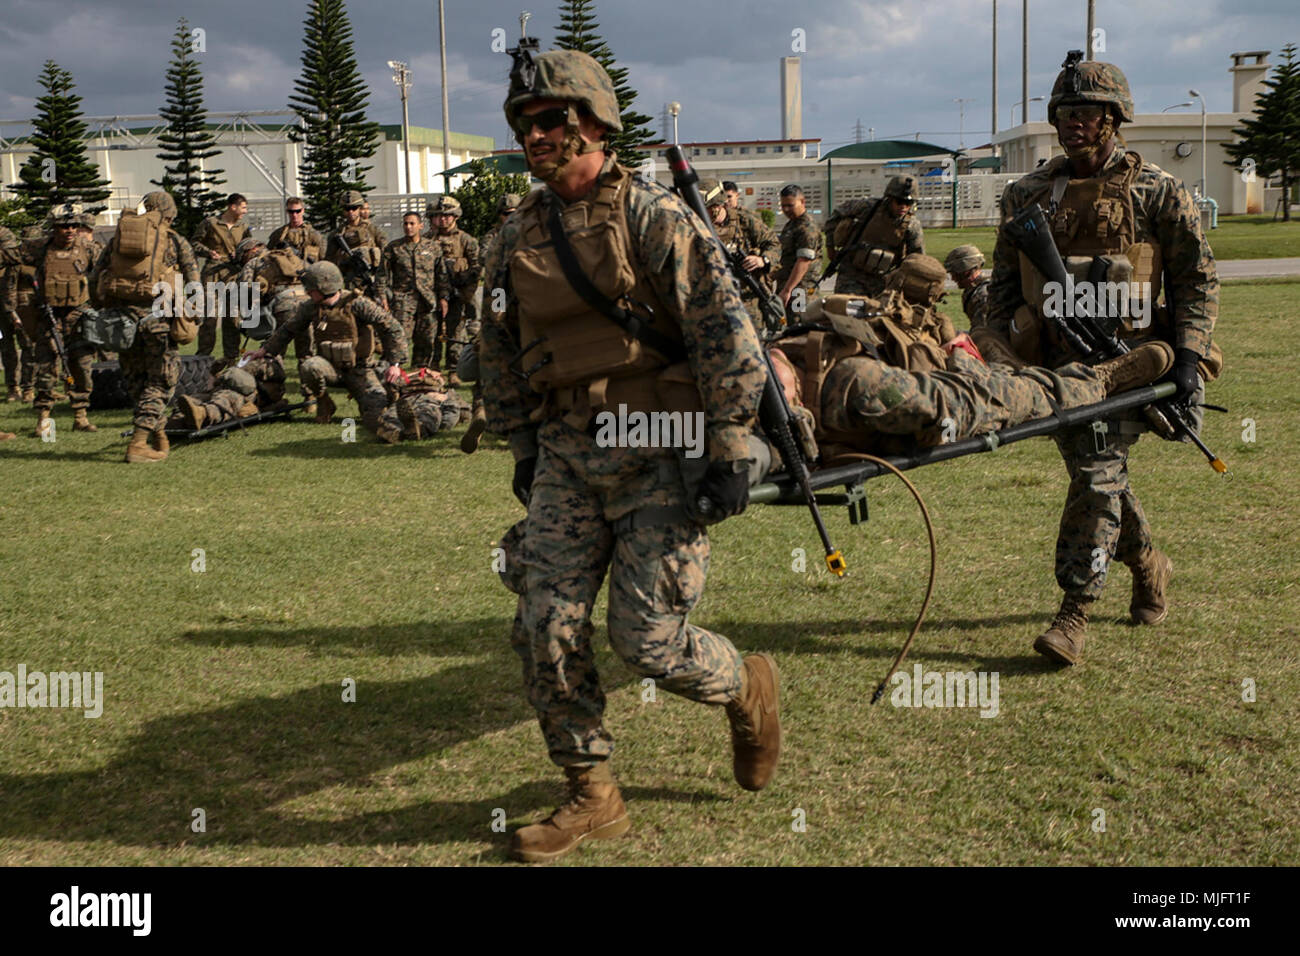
[
  {"xmin": 460, "ymin": 407, "xmax": 487, "ymax": 454},
  {"xmin": 124, "ymin": 426, "xmax": 166, "ymax": 463},
  {"xmin": 20, "ymin": 386, "xmax": 34, "ymax": 403},
  {"xmin": 509, "ymin": 763, "xmax": 631, "ymax": 863},
  {"xmin": 34, "ymin": 411, "xmax": 54, "ymax": 440},
  {"xmin": 375, "ymin": 422, "xmax": 402, "ymax": 444},
  {"xmin": 1095, "ymin": 342, "xmax": 1175, "ymax": 396},
  {"xmin": 314, "ymin": 393, "xmax": 336, "ymax": 425},
  {"xmin": 5, "ymin": 385, "xmax": 19, "ymax": 403},
  {"xmin": 72, "ymin": 408, "xmax": 98, "ymax": 432},
  {"xmin": 302, "ymin": 396, "xmax": 317, "ymax": 418},
  {"xmin": 447, "ymin": 372, "xmax": 463, "ymax": 387},
  {"xmin": 178, "ymin": 395, "xmax": 207, "ymax": 430},
  {"xmin": 726, "ymin": 653, "xmax": 782, "ymax": 791},
  {"xmin": 151, "ymin": 427, "xmax": 169, "ymax": 458},
  {"xmin": 1032, "ymin": 594, "xmax": 1094, "ymax": 665},
  {"xmin": 0, "ymin": 430, "xmax": 15, "ymax": 441},
  {"xmin": 1130, "ymin": 548, "xmax": 1173, "ymax": 625}
]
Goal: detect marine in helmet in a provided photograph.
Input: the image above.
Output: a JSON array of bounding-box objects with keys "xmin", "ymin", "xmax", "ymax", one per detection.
[
  {"xmin": 245, "ymin": 260, "xmax": 408, "ymax": 437},
  {"xmin": 424, "ymin": 193, "xmax": 480, "ymax": 381},
  {"xmin": 326, "ymin": 189, "xmax": 385, "ymax": 294},
  {"xmin": 824, "ymin": 174, "xmax": 926, "ymax": 297},
  {"xmin": 943, "ymin": 244, "xmax": 991, "ymax": 331},
  {"xmin": 985, "ymin": 51, "xmax": 1220, "ymax": 665},
  {"xmin": 481, "ymin": 43, "xmax": 778, "ymax": 863},
  {"xmin": 90, "ymin": 190, "xmax": 201, "ymax": 461},
  {"xmin": 700, "ymin": 177, "xmax": 781, "ymax": 332}
]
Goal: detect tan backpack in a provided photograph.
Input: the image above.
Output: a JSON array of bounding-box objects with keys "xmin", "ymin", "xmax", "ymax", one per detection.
[{"xmin": 98, "ymin": 209, "xmax": 178, "ymax": 305}]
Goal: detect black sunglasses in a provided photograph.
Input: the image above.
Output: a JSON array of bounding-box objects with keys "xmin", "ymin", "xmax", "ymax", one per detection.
[{"xmin": 513, "ymin": 107, "xmax": 569, "ymax": 139}]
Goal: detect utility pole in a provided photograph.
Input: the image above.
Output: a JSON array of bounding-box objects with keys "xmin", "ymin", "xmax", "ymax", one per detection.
[
  {"xmin": 389, "ymin": 60, "xmax": 413, "ymax": 193},
  {"xmin": 1087, "ymin": 0, "xmax": 1096, "ymax": 60},
  {"xmin": 853, "ymin": 118, "xmax": 866, "ymax": 144},
  {"xmin": 437, "ymin": 0, "xmax": 451, "ymax": 184},
  {"xmin": 992, "ymin": 0, "xmax": 999, "ymax": 158},
  {"xmin": 1022, "ymin": 0, "xmax": 1029, "ymax": 137},
  {"xmin": 954, "ymin": 98, "xmax": 975, "ymax": 148}
]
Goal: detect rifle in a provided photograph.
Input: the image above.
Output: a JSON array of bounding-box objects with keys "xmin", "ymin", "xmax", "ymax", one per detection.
[
  {"xmin": 31, "ymin": 276, "xmax": 74, "ymax": 388},
  {"xmin": 334, "ymin": 232, "xmax": 378, "ymax": 298},
  {"xmin": 822, "ymin": 197, "xmax": 884, "ymax": 283},
  {"xmin": 1003, "ymin": 202, "xmax": 1226, "ymax": 473},
  {"xmin": 667, "ymin": 145, "xmax": 846, "ymax": 576}
]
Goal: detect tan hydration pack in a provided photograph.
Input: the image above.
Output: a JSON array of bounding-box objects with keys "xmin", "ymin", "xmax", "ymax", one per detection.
[{"xmin": 98, "ymin": 209, "xmax": 178, "ymax": 305}]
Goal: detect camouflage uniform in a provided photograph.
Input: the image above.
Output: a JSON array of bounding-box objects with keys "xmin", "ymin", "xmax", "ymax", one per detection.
[
  {"xmin": 93, "ymin": 226, "xmax": 201, "ymax": 432},
  {"xmin": 376, "ymin": 235, "xmax": 449, "ymax": 368},
  {"xmin": 960, "ymin": 277, "xmax": 991, "ymax": 329},
  {"xmin": 326, "ymin": 220, "xmax": 385, "ymax": 295},
  {"xmin": 774, "ymin": 210, "xmax": 824, "ymax": 310},
  {"xmin": 267, "ymin": 222, "xmax": 324, "ymax": 263},
  {"xmin": 191, "ymin": 215, "xmax": 249, "ymax": 358},
  {"xmin": 714, "ymin": 205, "xmax": 780, "ymax": 327},
  {"xmin": 262, "ymin": 290, "xmax": 407, "ymax": 435},
  {"xmin": 431, "ymin": 224, "xmax": 480, "ymax": 371},
  {"xmin": 481, "ymin": 152, "xmax": 766, "ymax": 768},
  {"xmin": 825, "ymin": 197, "xmax": 925, "ymax": 297},
  {"xmin": 0, "ymin": 226, "xmax": 34, "ymax": 398},
  {"xmin": 376, "ymin": 379, "xmax": 469, "ymax": 441},
  {"xmin": 27, "ymin": 230, "xmax": 102, "ymax": 416},
  {"xmin": 987, "ymin": 128, "xmax": 1217, "ymax": 600}
]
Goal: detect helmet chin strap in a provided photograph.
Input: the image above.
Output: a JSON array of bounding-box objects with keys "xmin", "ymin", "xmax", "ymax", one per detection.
[
  {"xmin": 528, "ymin": 104, "xmax": 606, "ymax": 183},
  {"xmin": 1060, "ymin": 111, "xmax": 1117, "ymax": 161}
]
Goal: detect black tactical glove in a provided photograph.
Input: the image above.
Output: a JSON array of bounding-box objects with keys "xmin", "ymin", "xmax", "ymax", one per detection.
[
  {"xmin": 1170, "ymin": 347, "xmax": 1201, "ymax": 401},
  {"xmin": 693, "ymin": 459, "xmax": 750, "ymax": 522},
  {"xmin": 512, "ymin": 457, "xmax": 537, "ymax": 507}
]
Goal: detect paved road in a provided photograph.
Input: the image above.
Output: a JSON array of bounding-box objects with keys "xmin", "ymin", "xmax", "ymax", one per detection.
[{"xmin": 1218, "ymin": 258, "xmax": 1300, "ymax": 279}]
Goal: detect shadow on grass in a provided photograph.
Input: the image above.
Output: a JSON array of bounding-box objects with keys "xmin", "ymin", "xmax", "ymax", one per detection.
[
  {"xmin": 182, "ymin": 619, "xmax": 510, "ymax": 657},
  {"xmin": 0, "ymin": 644, "xmax": 654, "ymax": 851},
  {"xmin": 246, "ymin": 435, "xmax": 480, "ymax": 460}
]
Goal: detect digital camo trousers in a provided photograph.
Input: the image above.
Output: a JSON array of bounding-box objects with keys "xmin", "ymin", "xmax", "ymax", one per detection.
[
  {"xmin": 298, "ymin": 356, "xmax": 388, "ymax": 433},
  {"xmin": 120, "ymin": 321, "xmax": 179, "ymax": 431},
  {"xmin": 505, "ymin": 421, "xmax": 745, "ymax": 768}
]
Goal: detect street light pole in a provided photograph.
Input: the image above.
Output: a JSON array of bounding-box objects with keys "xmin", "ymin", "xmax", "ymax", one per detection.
[
  {"xmin": 1189, "ymin": 88, "xmax": 1207, "ymax": 198},
  {"xmin": 437, "ymin": 0, "xmax": 451, "ymax": 184},
  {"xmin": 388, "ymin": 60, "xmax": 413, "ymax": 193},
  {"xmin": 1010, "ymin": 95, "xmax": 1043, "ymax": 126},
  {"xmin": 668, "ymin": 101, "xmax": 680, "ymax": 144}
]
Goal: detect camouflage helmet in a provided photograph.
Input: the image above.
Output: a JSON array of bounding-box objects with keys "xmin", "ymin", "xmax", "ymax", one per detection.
[
  {"xmin": 944, "ymin": 244, "xmax": 985, "ymax": 275},
  {"xmin": 142, "ymin": 190, "xmax": 178, "ymax": 220},
  {"xmin": 236, "ymin": 236, "xmax": 264, "ymax": 257},
  {"xmin": 884, "ymin": 176, "xmax": 917, "ymax": 203},
  {"xmin": 342, "ymin": 189, "xmax": 365, "ymax": 209},
  {"xmin": 427, "ymin": 195, "xmax": 462, "ymax": 218},
  {"xmin": 1048, "ymin": 51, "xmax": 1134, "ymax": 124},
  {"xmin": 497, "ymin": 193, "xmax": 523, "ymax": 215},
  {"xmin": 504, "ymin": 49, "xmax": 622, "ymax": 134},
  {"xmin": 698, "ymin": 178, "xmax": 728, "ymax": 208},
  {"xmin": 300, "ymin": 261, "xmax": 345, "ymax": 295},
  {"xmin": 77, "ymin": 211, "xmax": 96, "ymax": 229},
  {"xmin": 887, "ymin": 253, "xmax": 948, "ymax": 307},
  {"xmin": 50, "ymin": 203, "xmax": 81, "ymax": 226}
]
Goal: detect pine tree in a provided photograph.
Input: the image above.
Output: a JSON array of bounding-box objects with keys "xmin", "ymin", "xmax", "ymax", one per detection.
[
  {"xmin": 289, "ymin": 0, "xmax": 382, "ymax": 231},
  {"xmin": 450, "ymin": 159, "xmax": 532, "ymax": 239},
  {"xmin": 153, "ymin": 18, "xmax": 227, "ymax": 237},
  {"xmin": 553, "ymin": 0, "xmax": 657, "ymax": 157},
  {"xmin": 11, "ymin": 61, "xmax": 111, "ymax": 220},
  {"xmin": 1225, "ymin": 43, "xmax": 1300, "ymax": 222}
]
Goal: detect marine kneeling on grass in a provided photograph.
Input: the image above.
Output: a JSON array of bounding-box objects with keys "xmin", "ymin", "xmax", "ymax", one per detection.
[
  {"xmin": 763, "ymin": 273, "xmax": 1175, "ymax": 467},
  {"xmin": 244, "ymin": 261, "xmax": 406, "ymax": 437}
]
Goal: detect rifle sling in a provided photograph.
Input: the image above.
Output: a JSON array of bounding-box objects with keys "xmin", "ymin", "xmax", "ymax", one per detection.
[{"xmin": 546, "ymin": 201, "xmax": 686, "ymax": 364}]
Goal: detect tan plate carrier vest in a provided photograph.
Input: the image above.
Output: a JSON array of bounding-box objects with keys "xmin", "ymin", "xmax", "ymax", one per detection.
[
  {"xmin": 1012, "ymin": 151, "xmax": 1164, "ymax": 366},
  {"xmin": 40, "ymin": 239, "xmax": 95, "ymax": 308},
  {"xmin": 98, "ymin": 210, "xmax": 181, "ymax": 306},
  {"xmin": 277, "ymin": 225, "xmax": 322, "ymax": 263},
  {"xmin": 339, "ymin": 226, "xmax": 381, "ymax": 269},
  {"xmin": 313, "ymin": 290, "xmax": 369, "ymax": 369},
  {"xmin": 834, "ymin": 201, "xmax": 908, "ymax": 275},
  {"xmin": 509, "ymin": 164, "xmax": 701, "ymax": 430}
]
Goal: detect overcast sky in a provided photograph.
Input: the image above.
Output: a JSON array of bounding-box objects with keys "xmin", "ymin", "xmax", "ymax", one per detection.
[{"xmin": 1, "ymin": 0, "xmax": 1296, "ymax": 156}]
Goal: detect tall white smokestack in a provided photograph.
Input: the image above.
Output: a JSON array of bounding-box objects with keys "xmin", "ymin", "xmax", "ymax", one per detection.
[{"xmin": 781, "ymin": 56, "xmax": 802, "ymax": 139}]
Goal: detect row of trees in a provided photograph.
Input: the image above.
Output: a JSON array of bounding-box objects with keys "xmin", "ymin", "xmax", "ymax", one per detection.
[{"xmin": 1, "ymin": 0, "xmax": 659, "ymax": 233}]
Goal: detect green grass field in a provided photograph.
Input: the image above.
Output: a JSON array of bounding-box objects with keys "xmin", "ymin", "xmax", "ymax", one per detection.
[
  {"xmin": 926, "ymin": 214, "xmax": 1300, "ymax": 265},
  {"xmin": 2, "ymin": 280, "xmax": 1297, "ymax": 866}
]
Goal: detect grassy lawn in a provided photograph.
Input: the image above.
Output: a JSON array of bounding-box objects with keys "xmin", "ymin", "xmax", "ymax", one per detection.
[
  {"xmin": 926, "ymin": 214, "xmax": 1300, "ymax": 265},
  {"xmin": 1, "ymin": 280, "xmax": 1297, "ymax": 866}
]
